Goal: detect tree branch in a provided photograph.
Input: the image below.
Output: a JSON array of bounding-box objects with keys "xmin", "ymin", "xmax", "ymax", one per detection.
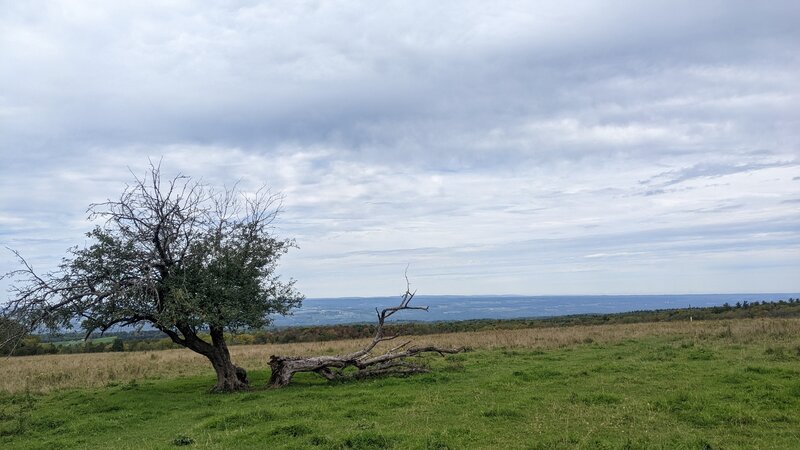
[{"xmin": 267, "ymin": 284, "xmax": 464, "ymax": 387}]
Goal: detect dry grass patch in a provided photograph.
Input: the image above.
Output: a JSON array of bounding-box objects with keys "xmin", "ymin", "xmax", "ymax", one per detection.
[{"xmin": 2, "ymin": 317, "xmax": 798, "ymax": 393}]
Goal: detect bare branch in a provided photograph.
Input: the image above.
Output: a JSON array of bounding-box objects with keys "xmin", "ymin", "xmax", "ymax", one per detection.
[
  {"xmin": 3, "ymin": 163, "xmax": 301, "ymax": 391},
  {"xmin": 267, "ymin": 283, "xmax": 464, "ymax": 387}
]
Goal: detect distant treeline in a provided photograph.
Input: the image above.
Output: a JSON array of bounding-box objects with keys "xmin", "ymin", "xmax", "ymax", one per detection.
[{"xmin": 9, "ymin": 297, "xmax": 800, "ymax": 356}]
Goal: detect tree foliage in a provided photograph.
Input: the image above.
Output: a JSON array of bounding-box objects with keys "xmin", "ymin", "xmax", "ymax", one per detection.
[{"xmin": 3, "ymin": 163, "xmax": 303, "ymax": 391}]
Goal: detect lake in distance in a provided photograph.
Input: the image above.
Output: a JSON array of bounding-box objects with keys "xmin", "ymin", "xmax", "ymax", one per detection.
[{"xmin": 270, "ymin": 293, "xmax": 800, "ymax": 327}]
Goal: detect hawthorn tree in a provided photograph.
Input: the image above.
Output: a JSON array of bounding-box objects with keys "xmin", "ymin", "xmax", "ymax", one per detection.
[{"xmin": 2, "ymin": 164, "xmax": 302, "ymax": 392}]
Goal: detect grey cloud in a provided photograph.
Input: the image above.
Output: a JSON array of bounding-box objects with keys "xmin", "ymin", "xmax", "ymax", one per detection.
[
  {"xmin": 2, "ymin": 1, "xmax": 800, "ymax": 297},
  {"xmin": 3, "ymin": 1, "xmax": 799, "ymax": 169},
  {"xmin": 643, "ymin": 161, "xmax": 798, "ymax": 188},
  {"xmin": 679, "ymin": 203, "xmax": 744, "ymax": 214}
]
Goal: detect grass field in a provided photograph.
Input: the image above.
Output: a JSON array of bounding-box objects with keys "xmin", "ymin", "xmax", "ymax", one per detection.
[
  {"xmin": 2, "ymin": 318, "xmax": 800, "ymax": 449},
  {"xmin": 49, "ymin": 336, "xmax": 117, "ymax": 347}
]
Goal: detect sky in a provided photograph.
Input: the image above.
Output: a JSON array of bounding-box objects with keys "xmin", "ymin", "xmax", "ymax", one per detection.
[{"xmin": 1, "ymin": 0, "xmax": 799, "ymax": 298}]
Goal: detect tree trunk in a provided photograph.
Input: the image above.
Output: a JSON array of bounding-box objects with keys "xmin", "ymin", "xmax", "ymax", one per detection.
[
  {"xmin": 158, "ymin": 323, "xmax": 250, "ymax": 392},
  {"xmin": 267, "ymin": 356, "xmax": 293, "ymax": 388},
  {"xmin": 268, "ymin": 355, "xmax": 341, "ymax": 388},
  {"xmin": 208, "ymin": 348, "xmax": 249, "ymax": 392},
  {"xmin": 266, "ymin": 289, "xmax": 463, "ymax": 388},
  {"xmin": 208, "ymin": 326, "xmax": 249, "ymax": 392}
]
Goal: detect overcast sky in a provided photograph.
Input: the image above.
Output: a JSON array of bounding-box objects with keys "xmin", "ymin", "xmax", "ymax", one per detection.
[{"xmin": 1, "ymin": 1, "xmax": 799, "ymax": 298}]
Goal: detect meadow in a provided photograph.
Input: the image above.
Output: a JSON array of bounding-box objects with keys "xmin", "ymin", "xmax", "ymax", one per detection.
[{"xmin": 2, "ymin": 318, "xmax": 799, "ymax": 448}]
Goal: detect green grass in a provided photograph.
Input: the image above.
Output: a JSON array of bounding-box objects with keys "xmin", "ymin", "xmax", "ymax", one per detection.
[{"xmin": 2, "ymin": 334, "xmax": 800, "ymax": 449}]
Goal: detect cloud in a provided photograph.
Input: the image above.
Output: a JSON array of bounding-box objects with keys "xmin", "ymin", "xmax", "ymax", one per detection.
[
  {"xmin": 643, "ymin": 161, "xmax": 798, "ymax": 188},
  {"xmin": 1, "ymin": 1, "xmax": 799, "ymax": 297}
]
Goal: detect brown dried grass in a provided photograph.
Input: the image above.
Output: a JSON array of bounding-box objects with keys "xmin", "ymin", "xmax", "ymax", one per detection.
[{"xmin": 2, "ymin": 317, "xmax": 798, "ymax": 393}]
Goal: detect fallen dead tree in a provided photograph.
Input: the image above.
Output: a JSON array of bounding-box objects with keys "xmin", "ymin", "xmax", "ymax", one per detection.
[{"xmin": 268, "ymin": 286, "xmax": 464, "ymax": 388}]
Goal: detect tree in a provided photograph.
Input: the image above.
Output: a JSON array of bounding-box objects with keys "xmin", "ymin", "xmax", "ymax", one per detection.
[
  {"xmin": 110, "ymin": 337, "xmax": 125, "ymax": 352},
  {"xmin": 2, "ymin": 164, "xmax": 303, "ymax": 392},
  {"xmin": 268, "ymin": 281, "xmax": 464, "ymax": 388},
  {"xmin": 0, "ymin": 316, "xmax": 26, "ymax": 355}
]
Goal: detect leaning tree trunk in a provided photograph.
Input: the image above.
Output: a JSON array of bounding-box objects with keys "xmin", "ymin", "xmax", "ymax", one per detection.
[
  {"xmin": 150, "ymin": 323, "xmax": 251, "ymax": 392},
  {"xmin": 268, "ymin": 287, "xmax": 464, "ymax": 388},
  {"xmin": 207, "ymin": 348, "xmax": 249, "ymax": 392},
  {"xmin": 208, "ymin": 326, "xmax": 249, "ymax": 392}
]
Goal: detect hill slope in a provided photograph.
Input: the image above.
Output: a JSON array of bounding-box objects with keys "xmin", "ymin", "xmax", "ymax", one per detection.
[{"xmin": 2, "ymin": 318, "xmax": 799, "ymax": 449}]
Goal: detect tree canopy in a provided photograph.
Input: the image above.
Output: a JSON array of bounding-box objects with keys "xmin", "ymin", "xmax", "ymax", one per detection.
[{"xmin": 3, "ymin": 164, "xmax": 303, "ymax": 391}]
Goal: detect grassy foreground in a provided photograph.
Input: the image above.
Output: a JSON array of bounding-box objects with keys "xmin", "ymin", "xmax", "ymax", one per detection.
[{"xmin": 2, "ymin": 319, "xmax": 800, "ymax": 449}]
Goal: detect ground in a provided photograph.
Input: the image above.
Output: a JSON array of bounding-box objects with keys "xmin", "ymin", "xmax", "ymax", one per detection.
[{"xmin": 1, "ymin": 318, "xmax": 799, "ymax": 449}]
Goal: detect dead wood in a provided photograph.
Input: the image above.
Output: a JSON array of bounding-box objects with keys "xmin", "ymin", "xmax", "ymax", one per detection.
[{"xmin": 267, "ymin": 282, "xmax": 464, "ymax": 388}]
